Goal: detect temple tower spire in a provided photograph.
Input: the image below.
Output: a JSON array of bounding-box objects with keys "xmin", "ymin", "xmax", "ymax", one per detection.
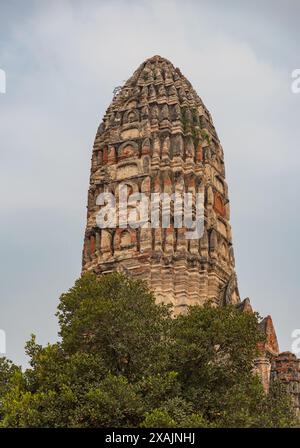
[{"xmin": 82, "ymin": 55, "xmax": 240, "ymax": 312}]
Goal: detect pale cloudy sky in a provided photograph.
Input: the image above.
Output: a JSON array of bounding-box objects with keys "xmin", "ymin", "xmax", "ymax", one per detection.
[{"xmin": 0, "ymin": 0, "xmax": 299, "ymax": 366}]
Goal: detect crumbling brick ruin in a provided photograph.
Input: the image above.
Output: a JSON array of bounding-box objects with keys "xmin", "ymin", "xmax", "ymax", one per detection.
[{"xmin": 82, "ymin": 55, "xmax": 300, "ymax": 409}]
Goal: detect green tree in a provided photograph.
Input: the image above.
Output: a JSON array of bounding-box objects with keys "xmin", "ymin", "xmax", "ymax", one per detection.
[
  {"xmin": 169, "ymin": 304, "xmax": 267, "ymax": 427},
  {"xmin": 0, "ymin": 273, "xmax": 297, "ymax": 428},
  {"xmin": 57, "ymin": 272, "xmax": 171, "ymax": 380},
  {"xmin": 0, "ymin": 358, "xmax": 21, "ymax": 420},
  {"xmin": 259, "ymin": 380, "xmax": 298, "ymax": 428}
]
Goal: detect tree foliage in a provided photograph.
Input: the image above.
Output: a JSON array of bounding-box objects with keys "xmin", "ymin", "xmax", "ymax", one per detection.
[{"xmin": 0, "ymin": 273, "xmax": 297, "ymax": 428}]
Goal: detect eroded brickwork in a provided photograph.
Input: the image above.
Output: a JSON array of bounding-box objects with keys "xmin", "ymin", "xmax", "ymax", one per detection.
[
  {"xmin": 82, "ymin": 55, "xmax": 239, "ymax": 312},
  {"xmin": 271, "ymin": 352, "xmax": 300, "ymax": 410},
  {"xmin": 254, "ymin": 317, "xmax": 300, "ymax": 412}
]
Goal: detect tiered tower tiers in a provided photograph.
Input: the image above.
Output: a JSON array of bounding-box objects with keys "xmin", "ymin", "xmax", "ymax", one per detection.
[{"xmin": 82, "ymin": 55, "xmax": 240, "ymax": 312}]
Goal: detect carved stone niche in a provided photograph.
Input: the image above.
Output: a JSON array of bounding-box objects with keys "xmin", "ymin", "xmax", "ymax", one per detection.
[
  {"xmin": 172, "ymin": 103, "xmax": 181, "ymax": 121},
  {"xmin": 213, "ymin": 192, "xmax": 226, "ymax": 217},
  {"xmin": 219, "ymin": 241, "xmax": 228, "ymax": 261},
  {"xmin": 195, "ymin": 143, "xmax": 203, "ymax": 163},
  {"xmin": 142, "ymin": 156, "xmax": 150, "ymax": 174},
  {"xmin": 206, "ymin": 185, "xmax": 214, "ymax": 207},
  {"xmin": 114, "ymin": 228, "xmax": 136, "ymax": 255},
  {"xmin": 185, "ymin": 137, "xmax": 195, "ymax": 160},
  {"xmin": 123, "ymin": 109, "xmax": 139, "ymax": 125},
  {"xmin": 118, "ymin": 141, "xmax": 139, "ymax": 161},
  {"xmin": 107, "ymin": 146, "xmax": 116, "ymax": 165},
  {"xmin": 160, "ymin": 104, "xmax": 170, "ymax": 121},
  {"xmin": 168, "ymin": 85, "xmax": 177, "ymax": 97},
  {"xmin": 102, "ymin": 146, "xmax": 109, "ymax": 165},
  {"xmin": 123, "ymin": 99, "xmax": 138, "ymax": 110},
  {"xmin": 209, "ymin": 229, "xmax": 218, "ymax": 257},
  {"xmin": 172, "ymin": 134, "xmax": 184, "ymax": 158},
  {"xmin": 221, "ymin": 273, "xmax": 240, "ymax": 305},
  {"xmin": 141, "ymin": 138, "xmax": 151, "ymax": 155}
]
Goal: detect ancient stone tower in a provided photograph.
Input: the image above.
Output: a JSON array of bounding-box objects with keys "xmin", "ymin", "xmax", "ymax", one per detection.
[{"xmin": 82, "ymin": 55, "xmax": 240, "ymax": 313}]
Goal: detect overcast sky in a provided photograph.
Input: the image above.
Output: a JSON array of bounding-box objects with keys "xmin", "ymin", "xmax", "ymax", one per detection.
[{"xmin": 0, "ymin": 0, "xmax": 299, "ymax": 367}]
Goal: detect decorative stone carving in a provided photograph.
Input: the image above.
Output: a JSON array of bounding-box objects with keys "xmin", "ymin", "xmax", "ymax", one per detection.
[
  {"xmin": 213, "ymin": 192, "xmax": 226, "ymax": 217},
  {"xmin": 221, "ymin": 273, "xmax": 240, "ymax": 305},
  {"xmin": 118, "ymin": 141, "xmax": 139, "ymax": 160}
]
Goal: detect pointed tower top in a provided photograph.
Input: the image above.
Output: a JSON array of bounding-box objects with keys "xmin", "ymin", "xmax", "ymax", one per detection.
[{"xmin": 99, "ymin": 55, "xmax": 218, "ymax": 143}]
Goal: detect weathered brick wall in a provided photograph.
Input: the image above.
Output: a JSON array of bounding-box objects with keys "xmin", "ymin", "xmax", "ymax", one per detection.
[
  {"xmin": 271, "ymin": 352, "xmax": 300, "ymax": 411},
  {"xmin": 82, "ymin": 55, "xmax": 239, "ymax": 312}
]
